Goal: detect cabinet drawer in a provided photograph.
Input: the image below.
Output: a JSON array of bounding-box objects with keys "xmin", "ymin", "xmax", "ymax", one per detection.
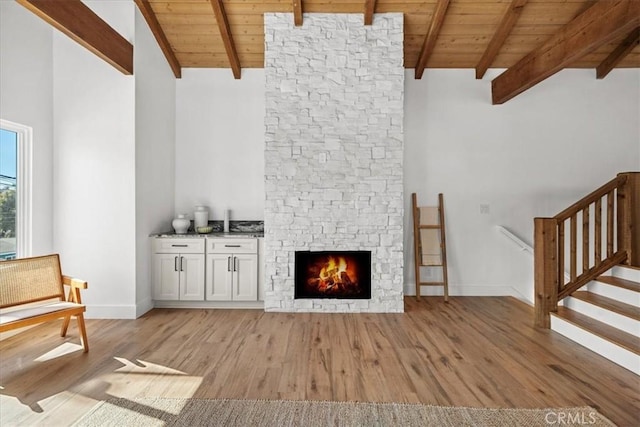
[
  {"xmin": 207, "ymin": 238, "xmax": 257, "ymax": 254},
  {"xmin": 153, "ymin": 238, "xmax": 205, "ymax": 254}
]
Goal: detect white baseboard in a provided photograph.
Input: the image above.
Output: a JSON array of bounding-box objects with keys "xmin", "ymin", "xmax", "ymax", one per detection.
[
  {"xmin": 551, "ymin": 314, "xmax": 640, "ymax": 375},
  {"xmin": 153, "ymin": 301, "xmax": 265, "ymax": 310},
  {"xmin": 403, "ymin": 283, "xmax": 531, "ymax": 305},
  {"xmin": 136, "ymin": 298, "xmax": 154, "ymax": 318}
]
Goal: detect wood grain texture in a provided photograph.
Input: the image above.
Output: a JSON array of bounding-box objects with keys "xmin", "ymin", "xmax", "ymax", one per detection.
[
  {"xmin": 1, "ymin": 298, "xmax": 638, "ymax": 426},
  {"xmin": 364, "ymin": 0, "xmax": 376, "ymax": 25},
  {"xmin": 138, "ymin": 0, "xmax": 640, "ymax": 71},
  {"xmin": 16, "ymin": 0, "xmax": 133, "ymax": 75},
  {"xmin": 571, "ymin": 291, "xmax": 640, "ymax": 321},
  {"xmin": 492, "ymin": 0, "xmax": 640, "ymax": 104},
  {"xmin": 293, "ymin": 0, "xmax": 303, "ymax": 26},
  {"xmin": 209, "ymin": 0, "xmax": 242, "ymax": 78},
  {"xmin": 534, "ymin": 217, "xmax": 558, "ymax": 328},
  {"xmin": 554, "ymin": 306, "xmax": 640, "ymax": 354},
  {"xmin": 475, "ymin": 0, "xmax": 528, "ymax": 79},
  {"xmin": 135, "ymin": 0, "xmax": 182, "ymax": 78},
  {"xmin": 597, "ymin": 27, "xmax": 640, "ymax": 79},
  {"xmin": 414, "ymin": 0, "xmax": 451, "ymax": 79},
  {"xmin": 617, "ymin": 173, "xmax": 640, "ymax": 267}
]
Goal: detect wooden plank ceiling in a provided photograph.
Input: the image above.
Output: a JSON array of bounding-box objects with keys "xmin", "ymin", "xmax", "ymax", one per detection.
[
  {"xmin": 16, "ymin": 0, "xmax": 639, "ymax": 103},
  {"xmin": 143, "ymin": 0, "xmax": 639, "ymax": 72}
]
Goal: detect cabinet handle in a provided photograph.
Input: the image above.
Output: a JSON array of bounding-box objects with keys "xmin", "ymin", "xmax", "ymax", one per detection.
[
  {"xmin": 171, "ymin": 244, "xmax": 188, "ymax": 247},
  {"xmin": 174, "ymin": 256, "xmax": 178, "ymax": 272},
  {"xmin": 227, "ymin": 256, "xmax": 232, "ymax": 272},
  {"xmin": 234, "ymin": 256, "xmax": 238, "ymax": 272},
  {"xmin": 180, "ymin": 256, "xmax": 184, "ymax": 272},
  {"xmin": 224, "ymin": 244, "xmax": 241, "ymax": 248}
]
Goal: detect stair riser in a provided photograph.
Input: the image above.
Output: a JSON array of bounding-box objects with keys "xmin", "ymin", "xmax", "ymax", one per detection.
[
  {"xmin": 563, "ymin": 297, "xmax": 640, "ymax": 337},
  {"xmin": 611, "ymin": 266, "xmax": 640, "ymax": 282},
  {"xmin": 586, "ymin": 282, "xmax": 640, "ymax": 308},
  {"xmin": 550, "ymin": 315, "xmax": 640, "ymax": 375}
]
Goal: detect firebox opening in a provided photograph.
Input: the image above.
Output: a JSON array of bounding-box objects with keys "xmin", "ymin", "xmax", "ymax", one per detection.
[{"xmin": 295, "ymin": 251, "xmax": 372, "ymax": 299}]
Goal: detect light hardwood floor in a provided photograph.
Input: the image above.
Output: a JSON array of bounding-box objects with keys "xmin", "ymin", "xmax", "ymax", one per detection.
[{"xmin": 1, "ymin": 297, "xmax": 638, "ymax": 426}]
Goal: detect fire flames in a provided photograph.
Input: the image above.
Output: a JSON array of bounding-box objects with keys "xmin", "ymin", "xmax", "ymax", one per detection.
[{"xmin": 307, "ymin": 256, "xmax": 358, "ymax": 294}]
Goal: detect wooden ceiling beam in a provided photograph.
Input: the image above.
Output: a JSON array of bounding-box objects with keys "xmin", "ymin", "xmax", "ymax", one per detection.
[
  {"xmin": 475, "ymin": 0, "xmax": 528, "ymax": 80},
  {"xmin": 414, "ymin": 0, "xmax": 451, "ymax": 79},
  {"xmin": 134, "ymin": 0, "xmax": 181, "ymax": 78},
  {"xmin": 293, "ymin": 1, "xmax": 303, "ymax": 27},
  {"xmin": 492, "ymin": 0, "xmax": 640, "ymax": 104},
  {"xmin": 16, "ymin": 0, "xmax": 133, "ymax": 75},
  {"xmin": 596, "ymin": 27, "xmax": 640, "ymax": 79},
  {"xmin": 364, "ymin": 0, "xmax": 376, "ymax": 26},
  {"xmin": 209, "ymin": 0, "xmax": 241, "ymax": 79}
]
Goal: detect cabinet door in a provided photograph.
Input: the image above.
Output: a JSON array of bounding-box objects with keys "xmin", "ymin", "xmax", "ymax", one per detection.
[
  {"xmin": 152, "ymin": 254, "xmax": 180, "ymax": 300},
  {"xmin": 206, "ymin": 254, "xmax": 233, "ymax": 301},
  {"xmin": 232, "ymin": 254, "xmax": 258, "ymax": 301},
  {"xmin": 257, "ymin": 238, "xmax": 264, "ymax": 301},
  {"xmin": 179, "ymin": 254, "xmax": 205, "ymax": 301}
]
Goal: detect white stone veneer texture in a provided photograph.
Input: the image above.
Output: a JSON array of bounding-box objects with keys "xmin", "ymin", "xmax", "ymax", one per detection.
[{"xmin": 264, "ymin": 13, "xmax": 404, "ymax": 312}]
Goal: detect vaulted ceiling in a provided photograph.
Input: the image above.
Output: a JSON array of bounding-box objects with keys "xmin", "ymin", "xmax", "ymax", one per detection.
[{"xmin": 15, "ymin": 0, "xmax": 640, "ymax": 104}]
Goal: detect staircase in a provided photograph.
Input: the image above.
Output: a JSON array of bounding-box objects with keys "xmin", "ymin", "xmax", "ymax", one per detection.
[
  {"xmin": 551, "ymin": 265, "xmax": 640, "ymax": 374},
  {"xmin": 534, "ymin": 172, "xmax": 639, "ymax": 375}
]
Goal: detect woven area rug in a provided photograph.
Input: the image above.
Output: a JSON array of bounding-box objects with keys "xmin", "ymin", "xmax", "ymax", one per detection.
[{"xmin": 73, "ymin": 398, "xmax": 615, "ymax": 427}]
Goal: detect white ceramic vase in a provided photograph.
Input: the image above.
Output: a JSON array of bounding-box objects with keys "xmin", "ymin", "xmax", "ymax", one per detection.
[
  {"xmin": 172, "ymin": 214, "xmax": 190, "ymax": 234},
  {"xmin": 194, "ymin": 206, "xmax": 209, "ymax": 229}
]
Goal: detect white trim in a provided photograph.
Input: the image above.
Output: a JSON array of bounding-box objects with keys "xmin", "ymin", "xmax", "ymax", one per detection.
[
  {"xmin": 135, "ymin": 298, "xmax": 154, "ymax": 318},
  {"xmin": 0, "ymin": 119, "xmax": 32, "ymax": 258},
  {"xmin": 496, "ymin": 225, "xmax": 533, "ymax": 254},
  {"xmin": 404, "ymin": 282, "xmax": 530, "ymax": 303},
  {"xmin": 153, "ymin": 300, "xmax": 265, "ymax": 310},
  {"xmin": 550, "ymin": 314, "xmax": 640, "ymax": 375}
]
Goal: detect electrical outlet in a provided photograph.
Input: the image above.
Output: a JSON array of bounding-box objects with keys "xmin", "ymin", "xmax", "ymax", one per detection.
[{"xmin": 480, "ymin": 204, "xmax": 490, "ymax": 214}]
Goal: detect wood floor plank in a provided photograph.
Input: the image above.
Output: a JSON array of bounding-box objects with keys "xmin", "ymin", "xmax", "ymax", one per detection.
[{"xmin": 0, "ymin": 297, "xmax": 638, "ymax": 426}]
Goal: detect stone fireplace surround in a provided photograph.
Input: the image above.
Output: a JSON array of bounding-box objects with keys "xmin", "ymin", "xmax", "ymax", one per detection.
[{"xmin": 264, "ymin": 13, "xmax": 404, "ymax": 313}]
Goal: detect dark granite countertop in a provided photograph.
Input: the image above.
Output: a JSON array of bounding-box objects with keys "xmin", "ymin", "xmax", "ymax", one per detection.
[
  {"xmin": 152, "ymin": 231, "xmax": 263, "ymax": 238},
  {"xmin": 151, "ymin": 220, "xmax": 264, "ymax": 238}
]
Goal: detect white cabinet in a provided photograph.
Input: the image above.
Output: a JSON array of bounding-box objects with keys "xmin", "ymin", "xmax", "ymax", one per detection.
[
  {"xmin": 152, "ymin": 238, "xmax": 205, "ymax": 301},
  {"xmin": 206, "ymin": 239, "xmax": 258, "ymax": 301},
  {"xmin": 258, "ymin": 237, "xmax": 264, "ymax": 301}
]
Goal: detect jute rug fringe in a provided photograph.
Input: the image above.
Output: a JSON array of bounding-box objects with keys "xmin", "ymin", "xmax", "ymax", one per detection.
[{"xmin": 73, "ymin": 397, "xmax": 616, "ymax": 427}]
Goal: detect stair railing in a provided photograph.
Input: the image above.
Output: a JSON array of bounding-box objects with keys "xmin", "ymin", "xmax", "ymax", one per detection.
[{"xmin": 534, "ymin": 172, "xmax": 639, "ymax": 328}]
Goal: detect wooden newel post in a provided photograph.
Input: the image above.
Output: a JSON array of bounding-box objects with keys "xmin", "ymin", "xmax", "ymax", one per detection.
[
  {"xmin": 617, "ymin": 172, "xmax": 640, "ymax": 267},
  {"xmin": 534, "ymin": 217, "xmax": 559, "ymax": 328}
]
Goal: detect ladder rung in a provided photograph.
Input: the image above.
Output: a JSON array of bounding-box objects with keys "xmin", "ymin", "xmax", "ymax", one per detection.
[
  {"xmin": 418, "ymin": 225, "xmax": 440, "ymax": 229},
  {"xmin": 418, "ymin": 282, "xmax": 445, "ymax": 286},
  {"xmin": 420, "ymin": 264, "xmax": 443, "ymax": 267}
]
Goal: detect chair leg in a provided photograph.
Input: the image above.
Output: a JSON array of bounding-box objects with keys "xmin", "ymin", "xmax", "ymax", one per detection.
[
  {"xmin": 61, "ymin": 316, "xmax": 71, "ymax": 337},
  {"xmin": 76, "ymin": 314, "xmax": 89, "ymax": 353}
]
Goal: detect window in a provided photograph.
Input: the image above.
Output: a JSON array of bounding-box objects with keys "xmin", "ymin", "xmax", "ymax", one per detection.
[{"xmin": 0, "ymin": 120, "xmax": 32, "ymax": 259}]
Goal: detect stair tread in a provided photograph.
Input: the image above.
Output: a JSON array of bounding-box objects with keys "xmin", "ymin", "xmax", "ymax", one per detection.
[
  {"xmin": 554, "ymin": 307, "xmax": 640, "ymax": 355},
  {"xmin": 571, "ymin": 291, "xmax": 640, "ymax": 321},
  {"xmin": 595, "ymin": 275, "xmax": 640, "ymax": 292}
]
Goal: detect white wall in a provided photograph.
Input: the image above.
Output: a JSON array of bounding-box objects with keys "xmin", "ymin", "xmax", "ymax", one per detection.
[
  {"xmin": 175, "ymin": 67, "xmax": 639, "ymax": 304},
  {"xmin": 0, "ymin": 1, "xmax": 53, "ymax": 256},
  {"xmin": 134, "ymin": 8, "xmax": 176, "ymax": 317},
  {"xmin": 175, "ymin": 69, "xmax": 265, "ymax": 222},
  {"xmin": 53, "ymin": 1, "xmax": 137, "ymax": 318},
  {"xmin": 404, "ymin": 68, "xmax": 640, "ymax": 302}
]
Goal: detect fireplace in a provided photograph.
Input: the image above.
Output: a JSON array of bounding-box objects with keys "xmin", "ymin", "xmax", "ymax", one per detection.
[{"xmin": 295, "ymin": 251, "xmax": 372, "ymax": 299}]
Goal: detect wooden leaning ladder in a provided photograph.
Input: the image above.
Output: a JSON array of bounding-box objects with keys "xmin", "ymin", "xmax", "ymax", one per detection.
[{"xmin": 412, "ymin": 193, "xmax": 449, "ymax": 302}]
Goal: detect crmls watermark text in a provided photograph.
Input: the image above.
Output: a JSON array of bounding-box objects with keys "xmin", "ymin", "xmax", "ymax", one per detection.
[{"xmin": 545, "ymin": 411, "xmax": 598, "ymax": 425}]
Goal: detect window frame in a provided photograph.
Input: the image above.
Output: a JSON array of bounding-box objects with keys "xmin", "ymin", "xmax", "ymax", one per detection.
[{"xmin": 0, "ymin": 119, "xmax": 32, "ymax": 258}]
